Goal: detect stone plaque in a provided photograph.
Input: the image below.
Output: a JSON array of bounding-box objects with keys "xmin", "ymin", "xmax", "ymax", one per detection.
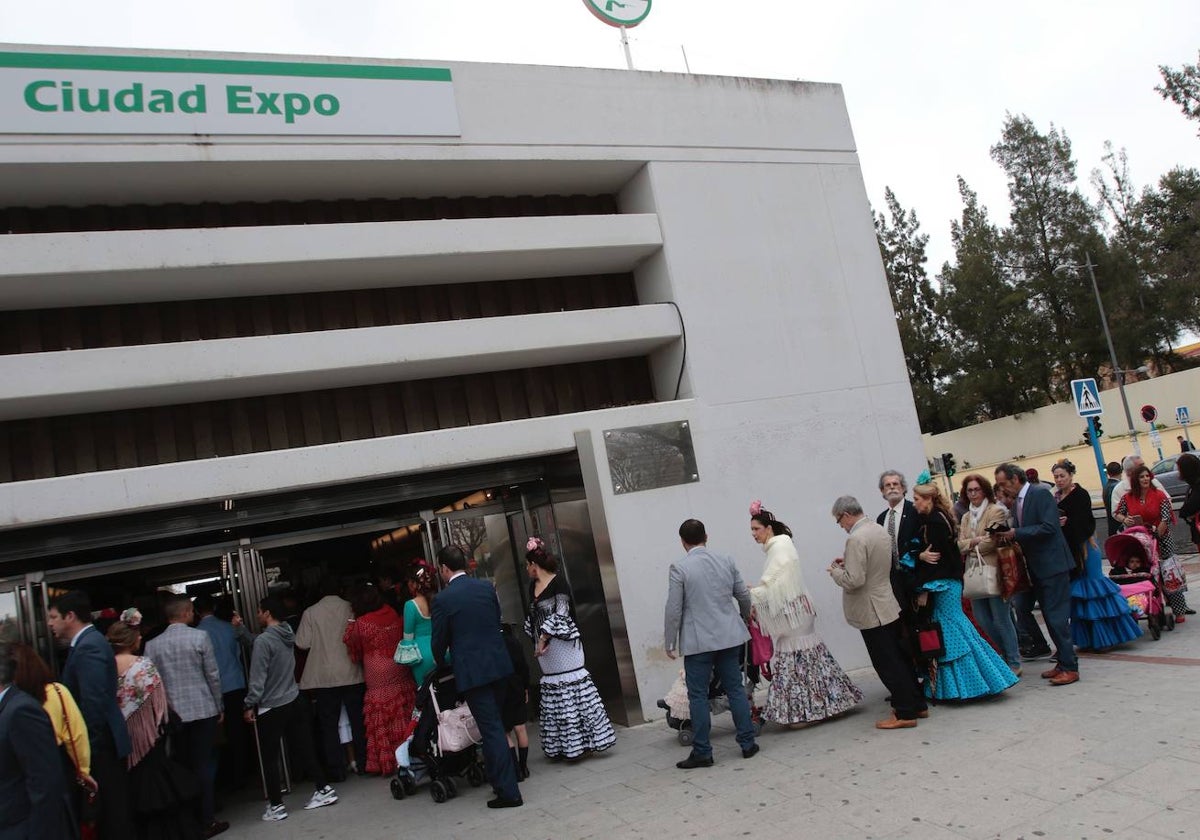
[{"xmin": 603, "ymin": 421, "xmax": 699, "ymax": 495}]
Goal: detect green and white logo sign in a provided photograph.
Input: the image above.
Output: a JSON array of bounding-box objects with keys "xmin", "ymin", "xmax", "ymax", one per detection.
[
  {"xmin": 0, "ymin": 51, "xmax": 460, "ymax": 136},
  {"xmin": 583, "ymin": 0, "xmax": 652, "ymax": 28}
]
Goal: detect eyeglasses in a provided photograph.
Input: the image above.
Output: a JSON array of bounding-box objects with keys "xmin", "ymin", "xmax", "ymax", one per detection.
[{"xmin": 966, "ymin": 486, "xmax": 983, "ymax": 494}]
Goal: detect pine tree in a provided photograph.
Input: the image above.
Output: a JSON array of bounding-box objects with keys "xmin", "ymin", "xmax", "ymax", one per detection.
[
  {"xmin": 1157, "ymin": 52, "xmax": 1200, "ymax": 133},
  {"xmin": 873, "ymin": 188, "xmax": 948, "ymax": 432}
]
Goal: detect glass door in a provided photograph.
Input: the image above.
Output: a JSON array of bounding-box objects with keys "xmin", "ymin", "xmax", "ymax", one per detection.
[{"xmin": 221, "ymin": 545, "xmax": 269, "ymax": 634}]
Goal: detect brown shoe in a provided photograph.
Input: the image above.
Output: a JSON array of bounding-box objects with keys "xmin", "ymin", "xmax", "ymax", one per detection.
[
  {"xmin": 1049, "ymin": 670, "xmax": 1079, "ymax": 686},
  {"xmin": 1040, "ymin": 666, "xmax": 1063, "ymax": 679},
  {"xmin": 916, "ymin": 709, "xmax": 930, "ymax": 719},
  {"xmin": 875, "ymin": 715, "xmax": 918, "ymax": 730}
]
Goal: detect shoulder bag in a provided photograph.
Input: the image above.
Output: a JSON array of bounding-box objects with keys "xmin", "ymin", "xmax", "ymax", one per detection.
[
  {"xmin": 394, "ymin": 638, "xmax": 423, "ymax": 666},
  {"xmin": 995, "ymin": 542, "xmax": 1031, "ymax": 599},
  {"xmin": 962, "ymin": 546, "xmax": 1000, "ymax": 599},
  {"xmin": 747, "ymin": 618, "xmax": 773, "ymax": 680},
  {"xmin": 53, "ymin": 684, "xmax": 95, "ymax": 840},
  {"xmin": 430, "ymin": 684, "xmax": 481, "ymax": 754}
]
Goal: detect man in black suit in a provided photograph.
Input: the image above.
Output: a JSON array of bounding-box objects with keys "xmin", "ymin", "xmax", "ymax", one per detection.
[
  {"xmin": 47, "ymin": 590, "xmax": 133, "ymax": 838},
  {"xmin": 876, "ymin": 470, "xmax": 919, "ymax": 610},
  {"xmin": 431, "ymin": 545, "xmax": 523, "ymax": 809},
  {"xmin": 0, "ymin": 641, "xmax": 65, "ymax": 840}
]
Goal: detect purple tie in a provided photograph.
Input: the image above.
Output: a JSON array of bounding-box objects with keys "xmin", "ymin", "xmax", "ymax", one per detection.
[{"xmin": 1016, "ymin": 495, "xmax": 1024, "ymax": 526}]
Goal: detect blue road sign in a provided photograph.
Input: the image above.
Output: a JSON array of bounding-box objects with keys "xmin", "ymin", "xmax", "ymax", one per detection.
[
  {"xmin": 1071, "ymin": 378, "xmax": 1103, "ymax": 417},
  {"xmin": 1178, "ymin": 406, "xmax": 1191, "ymax": 426}
]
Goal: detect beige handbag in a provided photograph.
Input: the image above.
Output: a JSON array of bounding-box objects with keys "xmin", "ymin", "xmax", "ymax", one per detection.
[{"xmin": 963, "ymin": 546, "xmax": 1000, "ymax": 599}]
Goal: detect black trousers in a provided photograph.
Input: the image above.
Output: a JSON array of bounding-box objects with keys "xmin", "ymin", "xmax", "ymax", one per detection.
[
  {"xmin": 219, "ymin": 689, "xmax": 250, "ymax": 791},
  {"xmin": 312, "ymin": 683, "xmax": 367, "ymax": 780},
  {"xmin": 173, "ymin": 715, "xmax": 219, "ymax": 825},
  {"xmin": 861, "ymin": 620, "xmax": 927, "ymax": 720},
  {"xmin": 255, "ymin": 696, "xmax": 326, "ymax": 807},
  {"xmin": 89, "ymin": 726, "xmax": 132, "ymax": 840}
]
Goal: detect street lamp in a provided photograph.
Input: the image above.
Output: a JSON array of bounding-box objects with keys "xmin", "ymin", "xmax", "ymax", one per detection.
[{"xmin": 1053, "ymin": 255, "xmax": 1142, "ymax": 457}]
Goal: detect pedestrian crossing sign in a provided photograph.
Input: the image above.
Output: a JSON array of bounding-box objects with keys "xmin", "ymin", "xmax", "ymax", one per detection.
[{"xmin": 1071, "ymin": 378, "xmax": 1103, "ymax": 417}]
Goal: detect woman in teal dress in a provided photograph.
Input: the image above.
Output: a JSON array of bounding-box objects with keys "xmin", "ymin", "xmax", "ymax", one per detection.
[
  {"xmin": 402, "ymin": 563, "xmax": 437, "ymax": 687},
  {"xmin": 911, "ymin": 474, "xmax": 1019, "ymax": 700}
]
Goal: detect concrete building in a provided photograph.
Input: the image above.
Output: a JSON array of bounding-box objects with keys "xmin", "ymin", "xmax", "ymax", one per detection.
[{"xmin": 0, "ymin": 44, "xmax": 924, "ymax": 723}]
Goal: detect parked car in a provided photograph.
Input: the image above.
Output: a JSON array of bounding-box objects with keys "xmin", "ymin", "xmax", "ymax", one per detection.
[{"xmin": 1149, "ymin": 455, "xmax": 1189, "ymax": 506}]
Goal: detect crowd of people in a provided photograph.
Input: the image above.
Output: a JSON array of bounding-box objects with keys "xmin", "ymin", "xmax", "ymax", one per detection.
[
  {"xmin": 662, "ymin": 454, "xmax": 1200, "ymax": 765},
  {"xmin": 0, "ymin": 538, "xmax": 621, "ymax": 836}
]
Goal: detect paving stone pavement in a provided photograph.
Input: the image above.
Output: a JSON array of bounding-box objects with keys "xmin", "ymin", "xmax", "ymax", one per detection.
[{"xmin": 219, "ymin": 596, "xmax": 1200, "ymax": 840}]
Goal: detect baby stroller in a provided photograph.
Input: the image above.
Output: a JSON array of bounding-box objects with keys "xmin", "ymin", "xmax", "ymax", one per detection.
[
  {"xmin": 390, "ymin": 665, "xmax": 487, "ymax": 804},
  {"xmin": 1105, "ymin": 526, "xmax": 1175, "ymax": 640},
  {"xmin": 656, "ymin": 644, "xmax": 764, "ymax": 746}
]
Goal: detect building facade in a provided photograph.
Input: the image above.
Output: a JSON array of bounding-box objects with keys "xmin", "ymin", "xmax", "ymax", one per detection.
[{"xmin": 0, "ymin": 45, "xmax": 924, "ymax": 721}]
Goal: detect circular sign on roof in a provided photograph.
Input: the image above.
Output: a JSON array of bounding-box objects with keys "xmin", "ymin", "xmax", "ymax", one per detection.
[{"xmin": 583, "ymin": 0, "xmax": 652, "ymax": 28}]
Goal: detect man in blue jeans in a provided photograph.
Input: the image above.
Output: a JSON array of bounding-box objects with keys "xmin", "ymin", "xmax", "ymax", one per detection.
[{"xmin": 663, "ymin": 518, "xmax": 759, "ymax": 768}]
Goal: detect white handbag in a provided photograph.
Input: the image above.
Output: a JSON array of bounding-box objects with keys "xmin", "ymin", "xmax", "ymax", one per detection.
[
  {"xmin": 963, "ymin": 546, "xmax": 1001, "ymax": 599},
  {"xmin": 430, "ymin": 686, "xmax": 482, "ymax": 754}
]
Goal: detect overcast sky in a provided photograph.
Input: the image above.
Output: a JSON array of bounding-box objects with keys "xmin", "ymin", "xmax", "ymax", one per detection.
[{"xmin": 3, "ymin": 1, "xmax": 1197, "ymax": 269}]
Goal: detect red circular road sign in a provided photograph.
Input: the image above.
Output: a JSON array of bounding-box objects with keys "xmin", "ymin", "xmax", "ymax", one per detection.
[{"xmin": 1140, "ymin": 404, "xmax": 1157, "ymax": 423}]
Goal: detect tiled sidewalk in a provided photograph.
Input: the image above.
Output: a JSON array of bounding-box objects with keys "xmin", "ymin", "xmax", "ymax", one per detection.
[{"xmin": 222, "ymin": 617, "xmax": 1200, "ymax": 840}]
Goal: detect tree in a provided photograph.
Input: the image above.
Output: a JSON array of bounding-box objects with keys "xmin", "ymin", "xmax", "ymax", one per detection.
[
  {"xmin": 990, "ymin": 114, "xmax": 1116, "ymax": 388},
  {"xmin": 874, "ymin": 188, "xmax": 948, "ymax": 432},
  {"xmin": 938, "ymin": 179, "xmax": 1047, "ymax": 424},
  {"xmin": 1157, "ymin": 52, "xmax": 1200, "ymax": 133},
  {"xmin": 1140, "ymin": 167, "xmax": 1200, "ymax": 338}
]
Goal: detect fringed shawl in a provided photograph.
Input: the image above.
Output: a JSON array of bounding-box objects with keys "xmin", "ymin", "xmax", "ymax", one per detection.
[
  {"xmin": 750, "ymin": 534, "xmax": 816, "ymax": 638},
  {"xmin": 117, "ymin": 656, "xmax": 168, "ymax": 769}
]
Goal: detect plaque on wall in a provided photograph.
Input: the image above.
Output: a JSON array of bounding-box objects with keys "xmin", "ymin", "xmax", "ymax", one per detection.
[{"xmin": 603, "ymin": 421, "xmax": 699, "ymax": 495}]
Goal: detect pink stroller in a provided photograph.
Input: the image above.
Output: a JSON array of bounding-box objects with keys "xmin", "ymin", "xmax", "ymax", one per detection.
[{"xmin": 1105, "ymin": 526, "xmax": 1175, "ymax": 640}]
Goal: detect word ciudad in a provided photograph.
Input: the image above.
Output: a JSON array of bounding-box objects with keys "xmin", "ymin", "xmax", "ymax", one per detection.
[{"xmin": 24, "ymin": 80, "xmax": 341, "ymax": 124}]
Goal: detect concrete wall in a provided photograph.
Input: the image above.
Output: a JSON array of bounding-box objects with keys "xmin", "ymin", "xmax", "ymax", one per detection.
[{"xmin": 923, "ymin": 367, "xmax": 1200, "ymax": 473}]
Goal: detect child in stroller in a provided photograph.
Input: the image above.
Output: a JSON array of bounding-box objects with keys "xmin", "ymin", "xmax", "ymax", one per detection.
[
  {"xmin": 391, "ymin": 665, "xmax": 487, "ymax": 803},
  {"xmin": 1106, "ymin": 526, "xmax": 1176, "ymax": 640},
  {"xmin": 656, "ymin": 645, "xmax": 764, "ymax": 746}
]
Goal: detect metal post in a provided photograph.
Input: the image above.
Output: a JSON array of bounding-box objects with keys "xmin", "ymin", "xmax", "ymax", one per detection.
[
  {"xmin": 619, "ymin": 26, "xmax": 634, "ymax": 70},
  {"xmin": 681, "ymin": 45, "xmax": 691, "ymax": 73},
  {"xmin": 1084, "ymin": 254, "xmax": 1140, "ymax": 457},
  {"xmin": 1087, "ymin": 416, "xmax": 1107, "ymax": 490}
]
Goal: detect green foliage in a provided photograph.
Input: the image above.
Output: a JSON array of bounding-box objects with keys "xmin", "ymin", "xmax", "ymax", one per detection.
[
  {"xmin": 879, "ymin": 110, "xmax": 1197, "ymax": 436},
  {"xmin": 1157, "ymin": 52, "xmax": 1200, "ymax": 133},
  {"xmin": 874, "ymin": 188, "xmax": 951, "ymax": 432}
]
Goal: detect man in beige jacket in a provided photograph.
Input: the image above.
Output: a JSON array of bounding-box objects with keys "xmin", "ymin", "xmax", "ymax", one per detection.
[{"xmin": 828, "ymin": 495, "xmax": 928, "ymax": 729}]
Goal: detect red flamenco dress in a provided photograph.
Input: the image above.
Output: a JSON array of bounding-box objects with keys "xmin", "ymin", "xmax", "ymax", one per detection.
[{"xmin": 343, "ymin": 604, "xmax": 416, "ymax": 774}]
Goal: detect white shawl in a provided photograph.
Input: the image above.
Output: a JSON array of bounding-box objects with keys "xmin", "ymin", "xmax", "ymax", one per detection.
[{"xmin": 750, "ymin": 534, "xmax": 816, "ymax": 640}]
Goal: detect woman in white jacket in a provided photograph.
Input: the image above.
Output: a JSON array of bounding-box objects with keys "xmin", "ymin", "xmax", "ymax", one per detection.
[{"xmin": 750, "ymin": 501, "xmax": 862, "ymax": 727}]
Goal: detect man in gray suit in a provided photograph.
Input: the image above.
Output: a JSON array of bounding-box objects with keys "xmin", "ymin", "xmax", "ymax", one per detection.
[
  {"xmin": 994, "ymin": 463, "xmax": 1079, "ymax": 686},
  {"xmin": 663, "ymin": 518, "xmax": 759, "ymax": 768}
]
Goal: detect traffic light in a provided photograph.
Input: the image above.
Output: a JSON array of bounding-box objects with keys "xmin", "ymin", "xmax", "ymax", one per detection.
[
  {"xmin": 942, "ymin": 452, "xmax": 957, "ymax": 477},
  {"xmin": 1083, "ymin": 426, "xmax": 1092, "ymax": 445},
  {"xmin": 1093, "ymin": 418, "xmax": 1103, "ymax": 438}
]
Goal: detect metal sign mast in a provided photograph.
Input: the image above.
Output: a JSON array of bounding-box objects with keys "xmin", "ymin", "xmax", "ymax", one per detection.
[{"xmin": 582, "ymin": 0, "xmax": 653, "ymax": 70}]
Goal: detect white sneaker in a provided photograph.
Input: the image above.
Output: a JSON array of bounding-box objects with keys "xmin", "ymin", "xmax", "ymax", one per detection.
[
  {"xmin": 262, "ymin": 804, "xmax": 288, "ymax": 822},
  {"xmin": 304, "ymin": 786, "xmax": 338, "ymax": 810}
]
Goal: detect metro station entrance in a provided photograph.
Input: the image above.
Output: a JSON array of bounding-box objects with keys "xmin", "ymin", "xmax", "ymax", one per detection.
[{"xmin": 0, "ymin": 453, "xmax": 634, "ymax": 724}]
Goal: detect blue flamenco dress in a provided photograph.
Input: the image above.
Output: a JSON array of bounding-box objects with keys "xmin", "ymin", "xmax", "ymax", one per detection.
[
  {"xmin": 1070, "ymin": 539, "xmax": 1143, "ymax": 649},
  {"xmin": 908, "ymin": 512, "xmax": 1019, "ymax": 701}
]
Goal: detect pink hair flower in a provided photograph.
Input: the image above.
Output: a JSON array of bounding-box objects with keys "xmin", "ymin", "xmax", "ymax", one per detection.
[
  {"xmin": 749, "ymin": 500, "xmax": 763, "ymax": 517},
  {"xmin": 526, "ymin": 536, "xmax": 543, "ymax": 552},
  {"xmin": 120, "ymin": 607, "xmax": 142, "ymax": 627}
]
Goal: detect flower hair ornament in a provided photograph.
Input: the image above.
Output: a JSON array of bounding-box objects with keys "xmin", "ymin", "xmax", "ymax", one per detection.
[
  {"xmin": 916, "ymin": 469, "xmax": 932, "ymax": 486},
  {"xmin": 749, "ymin": 500, "xmax": 763, "ymax": 517},
  {"xmin": 526, "ymin": 536, "xmax": 545, "ymax": 553},
  {"xmin": 120, "ymin": 607, "xmax": 142, "ymax": 627}
]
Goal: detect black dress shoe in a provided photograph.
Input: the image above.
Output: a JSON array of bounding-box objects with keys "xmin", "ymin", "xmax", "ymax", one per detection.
[
  {"xmin": 742, "ymin": 744, "xmax": 760, "ymax": 759},
  {"xmin": 487, "ymin": 796, "xmax": 524, "ymax": 809},
  {"xmin": 676, "ymin": 753, "xmax": 714, "ymax": 769},
  {"xmin": 1186, "ymin": 609, "xmax": 1197, "ymax": 615},
  {"xmin": 202, "ymin": 821, "xmax": 230, "ymax": 839}
]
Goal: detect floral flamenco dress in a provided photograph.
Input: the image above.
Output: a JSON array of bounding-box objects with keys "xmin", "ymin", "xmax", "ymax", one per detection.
[
  {"xmin": 526, "ymin": 574, "xmax": 616, "ymax": 759},
  {"xmin": 1060, "ymin": 483, "xmax": 1142, "ymax": 649},
  {"xmin": 912, "ymin": 511, "xmax": 1018, "ymax": 701},
  {"xmin": 750, "ymin": 534, "xmax": 862, "ymax": 724},
  {"xmin": 344, "ymin": 604, "xmax": 416, "ymax": 774}
]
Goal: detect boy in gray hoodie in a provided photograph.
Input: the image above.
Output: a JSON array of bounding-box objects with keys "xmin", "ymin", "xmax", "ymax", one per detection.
[{"xmin": 244, "ymin": 595, "xmax": 338, "ymax": 822}]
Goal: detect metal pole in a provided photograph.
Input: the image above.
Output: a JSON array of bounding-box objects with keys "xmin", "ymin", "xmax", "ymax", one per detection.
[
  {"xmin": 681, "ymin": 45, "xmax": 691, "ymax": 73},
  {"xmin": 620, "ymin": 26, "xmax": 634, "ymax": 70},
  {"xmin": 1084, "ymin": 254, "xmax": 1140, "ymax": 457},
  {"xmin": 1087, "ymin": 416, "xmax": 1106, "ymax": 491}
]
